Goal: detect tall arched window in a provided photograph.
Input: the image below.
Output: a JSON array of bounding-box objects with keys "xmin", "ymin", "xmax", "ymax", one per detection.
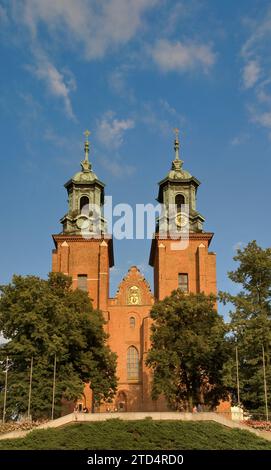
[
  {"xmin": 80, "ymin": 196, "xmax": 89, "ymax": 214},
  {"xmin": 129, "ymin": 316, "xmax": 136, "ymax": 328},
  {"xmin": 127, "ymin": 346, "xmax": 139, "ymax": 381},
  {"xmin": 175, "ymin": 194, "xmax": 185, "ymax": 212}
]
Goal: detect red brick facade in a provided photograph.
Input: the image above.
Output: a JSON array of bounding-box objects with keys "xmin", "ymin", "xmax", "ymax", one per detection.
[
  {"xmin": 52, "ymin": 232, "xmax": 217, "ymax": 412},
  {"xmin": 52, "ymin": 135, "xmax": 218, "ymax": 412},
  {"xmin": 150, "ymin": 233, "xmax": 216, "ymax": 300}
]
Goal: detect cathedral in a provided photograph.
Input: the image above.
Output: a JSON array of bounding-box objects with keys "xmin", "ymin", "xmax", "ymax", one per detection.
[{"xmin": 51, "ymin": 131, "xmax": 217, "ymax": 412}]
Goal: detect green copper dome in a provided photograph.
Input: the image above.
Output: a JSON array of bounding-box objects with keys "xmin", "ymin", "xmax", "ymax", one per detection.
[
  {"xmin": 156, "ymin": 130, "xmax": 205, "ymax": 233},
  {"xmin": 61, "ymin": 131, "xmax": 106, "ymax": 235},
  {"xmin": 167, "ymin": 160, "xmax": 192, "ymax": 180},
  {"xmin": 166, "ymin": 131, "xmax": 192, "ymax": 180},
  {"xmin": 72, "ymin": 169, "xmax": 98, "ymax": 183}
]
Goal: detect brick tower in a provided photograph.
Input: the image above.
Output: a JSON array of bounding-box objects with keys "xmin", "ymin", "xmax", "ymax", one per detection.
[
  {"xmin": 51, "ymin": 130, "xmax": 217, "ymax": 413},
  {"xmin": 51, "ymin": 131, "xmax": 114, "ymax": 312},
  {"xmin": 149, "ymin": 130, "xmax": 216, "ymax": 299}
]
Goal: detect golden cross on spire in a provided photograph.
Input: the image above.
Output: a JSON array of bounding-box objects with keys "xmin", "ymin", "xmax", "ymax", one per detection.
[
  {"xmin": 84, "ymin": 129, "xmax": 91, "ymax": 141},
  {"xmin": 174, "ymin": 127, "xmax": 179, "ymax": 141}
]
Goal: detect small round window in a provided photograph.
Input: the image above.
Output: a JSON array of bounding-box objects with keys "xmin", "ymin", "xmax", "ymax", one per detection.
[{"xmin": 130, "ymin": 316, "xmax": 136, "ymax": 328}]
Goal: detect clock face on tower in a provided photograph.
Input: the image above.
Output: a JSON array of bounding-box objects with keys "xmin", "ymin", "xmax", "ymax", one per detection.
[
  {"xmin": 175, "ymin": 212, "xmax": 189, "ymax": 229},
  {"xmin": 76, "ymin": 215, "xmax": 89, "ymax": 229}
]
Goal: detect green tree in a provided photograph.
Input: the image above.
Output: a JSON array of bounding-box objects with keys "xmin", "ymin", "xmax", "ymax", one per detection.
[
  {"xmin": 0, "ymin": 273, "xmax": 117, "ymax": 420},
  {"xmin": 220, "ymin": 241, "xmax": 271, "ymax": 414},
  {"xmin": 146, "ymin": 290, "xmax": 229, "ymax": 411}
]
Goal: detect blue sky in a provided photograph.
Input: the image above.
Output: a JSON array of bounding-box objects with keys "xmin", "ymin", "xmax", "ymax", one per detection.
[{"xmin": 0, "ymin": 0, "xmax": 271, "ymax": 320}]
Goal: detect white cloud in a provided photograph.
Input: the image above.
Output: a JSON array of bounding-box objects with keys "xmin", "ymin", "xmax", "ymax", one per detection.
[
  {"xmin": 151, "ymin": 39, "xmax": 216, "ymax": 73},
  {"xmin": 0, "ymin": 5, "xmax": 8, "ymax": 24},
  {"xmin": 95, "ymin": 110, "xmax": 135, "ymax": 177},
  {"xmin": 141, "ymin": 100, "xmax": 186, "ymax": 136},
  {"xmin": 96, "ymin": 111, "xmax": 134, "ymax": 149},
  {"xmin": 109, "ymin": 68, "xmax": 127, "ymax": 96},
  {"xmin": 163, "ymin": 2, "xmax": 187, "ymax": 35},
  {"xmin": 14, "ymin": 0, "xmax": 158, "ymax": 59},
  {"xmin": 108, "ymin": 64, "xmax": 135, "ymax": 101},
  {"xmin": 248, "ymin": 104, "xmax": 271, "ymax": 139},
  {"xmin": 243, "ymin": 60, "xmax": 261, "ymax": 89},
  {"xmin": 230, "ymin": 133, "xmax": 249, "ymax": 146},
  {"xmin": 159, "ymin": 99, "xmax": 182, "ymax": 117},
  {"xmin": 27, "ymin": 49, "xmax": 76, "ymax": 120},
  {"xmin": 19, "ymin": 92, "xmax": 42, "ymax": 120},
  {"xmin": 250, "ymin": 108, "xmax": 271, "ymax": 129},
  {"xmin": 100, "ymin": 157, "xmax": 136, "ymax": 178},
  {"xmin": 241, "ymin": 10, "xmax": 271, "ymax": 60},
  {"xmin": 240, "ymin": 7, "xmax": 271, "ymax": 136},
  {"xmin": 44, "ymin": 128, "xmax": 68, "ymax": 148},
  {"xmin": 141, "ymin": 104, "xmax": 173, "ymax": 135},
  {"xmin": 8, "ymin": 1, "xmax": 158, "ymax": 118},
  {"xmin": 256, "ymin": 85, "xmax": 271, "ymax": 105}
]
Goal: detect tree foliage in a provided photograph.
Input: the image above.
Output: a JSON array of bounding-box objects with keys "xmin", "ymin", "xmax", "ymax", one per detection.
[
  {"xmin": 146, "ymin": 290, "xmax": 229, "ymax": 411},
  {"xmin": 220, "ymin": 241, "xmax": 271, "ymax": 413},
  {"xmin": 0, "ymin": 273, "xmax": 117, "ymax": 419}
]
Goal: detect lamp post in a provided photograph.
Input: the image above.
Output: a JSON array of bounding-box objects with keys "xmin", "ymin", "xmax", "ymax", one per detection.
[
  {"xmin": 262, "ymin": 344, "xmax": 269, "ymax": 421},
  {"xmin": 235, "ymin": 345, "xmax": 241, "ymax": 407},
  {"xmin": 27, "ymin": 357, "xmax": 33, "ymax": 422},
  {"xmin": 2, "ymin": 356, "xmax": 9, "ymax": 424},
  {"xmin": 51, "ymin": 354, "xmax": 57, "ymax": 420}
]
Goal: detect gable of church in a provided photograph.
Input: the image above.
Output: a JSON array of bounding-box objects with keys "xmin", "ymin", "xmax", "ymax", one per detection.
[{"xmin": 110, "ymin": 266, "xmax": 154, "ymax": 306}]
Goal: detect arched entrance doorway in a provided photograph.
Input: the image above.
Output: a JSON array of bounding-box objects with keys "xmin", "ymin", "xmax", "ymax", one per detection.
[{"xmin": 116, "ymin": 391, "xmax": 127, "ymax": 412}]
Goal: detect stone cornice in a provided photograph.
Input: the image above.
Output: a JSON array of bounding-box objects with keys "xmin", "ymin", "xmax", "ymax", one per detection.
[
  {"xmin": 149, "ymin": 231, "xmax": 214, "ymax": 266},
  {"xmin": 158, "ymin": 175, "xmax": 201, "ymax": 187},
  {"xmin": 153, "ymin": 231, "xmax": 214, "ymax": 241},
  {"xmin": 64, "ymin": 177, "xmax": 105, "ymax": 189},
  {"xmin": 52, "ymin": 233, "xmax": 112, "ymax": 242},
  {"xmin": 52, "ymin": 233, "xmax": 114, "ymax": 267}
]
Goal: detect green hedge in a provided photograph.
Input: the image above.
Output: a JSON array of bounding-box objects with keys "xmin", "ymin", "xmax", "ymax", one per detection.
[{"xmin": 0, "ymin": 420, "xmax": 270, "ymax": 450}]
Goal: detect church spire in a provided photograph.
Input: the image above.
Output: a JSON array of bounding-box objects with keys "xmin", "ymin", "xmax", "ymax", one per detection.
[
  {"xmin": 81, "ymin": 130, "xmax": 91, "ymax": 172},
  {"xmin": 171, "ymin": 128, "xmax": 184, "ymax": 172},
  {"xmin": 61, "ymin": 130, "xmax": 106, "ymax": 235},
  {"xmin": 155, "ymin": 129, "xmax": 205, "ymax": 233},
  {"xmin": 174, "ymin": 127, "xmax": 180, "ymax": 160}
]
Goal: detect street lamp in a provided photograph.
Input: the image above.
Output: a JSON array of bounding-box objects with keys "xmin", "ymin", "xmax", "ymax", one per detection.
[{"xmin": 2, "ymin": 356, "xmax": 9, "ymax": 424}]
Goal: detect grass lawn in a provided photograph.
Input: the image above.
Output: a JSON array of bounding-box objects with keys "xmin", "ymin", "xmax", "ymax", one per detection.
[{"xmin": 0, "ymin": 419, "xmax": 270, "ymax": 450}]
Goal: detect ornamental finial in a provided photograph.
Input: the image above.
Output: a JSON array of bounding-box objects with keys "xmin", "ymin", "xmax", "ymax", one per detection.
[
  {"xmin": 84, "ymin": 130, "xmax": 91, "ymax": 162},
  {"xmin": 173, "ymin": 128, "xmax": 180, "ymax": 160},
  {"xmin": 81, "ymin": 130, "xmax": 92, "ymax": 172}
]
